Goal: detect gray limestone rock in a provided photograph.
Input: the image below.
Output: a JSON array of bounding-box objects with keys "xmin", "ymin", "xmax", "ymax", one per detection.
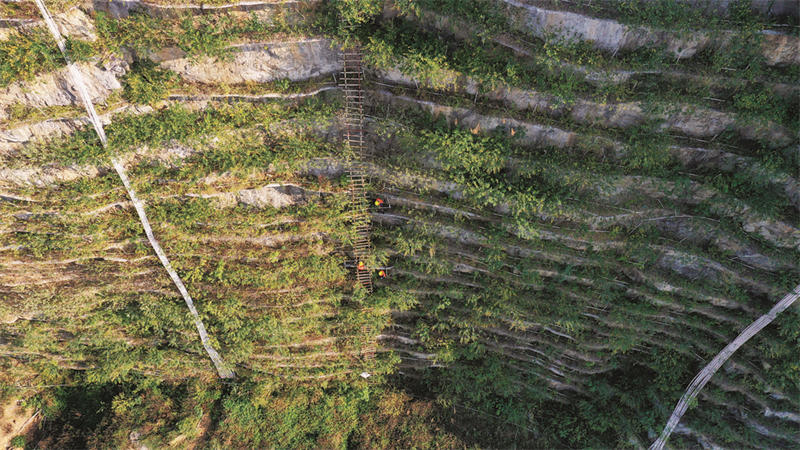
[{"xmin": 153, "ymin": 39, "xmax": 341, "ymax": 84}]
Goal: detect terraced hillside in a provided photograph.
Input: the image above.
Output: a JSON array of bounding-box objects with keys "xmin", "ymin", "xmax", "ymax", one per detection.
[{"xmin": 1, "ymin": 0, "xmax": 798, "ymax": 448}]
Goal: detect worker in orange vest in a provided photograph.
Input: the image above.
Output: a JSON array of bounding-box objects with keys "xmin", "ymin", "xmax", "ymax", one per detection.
[
  {"xmin": 378, "ymin": 269, "xmax": 387, "ymax": 278},
  {"xmin": 374, "ymin": 197, "xmax": 384, "ymax": 207},
  {"xmin": 357, "ymin": 261, "xmax": 366, "ymax": 271}
]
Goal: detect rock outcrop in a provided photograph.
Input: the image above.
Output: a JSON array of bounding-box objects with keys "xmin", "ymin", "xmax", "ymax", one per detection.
[
  {"xmin": 502, "ymin": 0, "xmax": 800, "ymax": 66},
  {"xmin": 0, "ymin": 59, "xmax": 128, "ymax": 124},
  {"xmin": 151, "ymin": 39, "xmax": 341, "ymax": 84},
  {"xmin": 0, "ymin": 7, "xmax": 97, "ymax": 41}
]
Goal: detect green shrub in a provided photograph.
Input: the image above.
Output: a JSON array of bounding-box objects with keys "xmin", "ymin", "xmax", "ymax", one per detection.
[
  {"xmin": 0, "ymin": 28, "xmax": 94, "ymax": 87},
  {"xmin": 606, "ymin": 0, "xmax": 768, "ymax": 31},
  {"xmin": 365, "ymin": 20, "xmax": 594, "ymax": 103},
  {"xmin": 395, "ymin": 0, "xmax": 508, "ymax": 34},
  {"xmin": 9, "ymin": 436, "xmax": 25, "ymax": 449},
  {"xmin": 330, "ymin": 0, "xmax": 382, "ymax": 27},
  {"xmin": 421, "ymin": 128, "xmax": 507, "ymax": 175},
  {"xmin": 95, "ymin": 10, "xmax": 168, "ymax": 56},
  {"xmin": 122, "ymin": 61, "xmax": 178, "ymax": 104},
  {"xmin": 97, "ymin": 11, "xmax": 296, "ymax": 60},
  {"xmin": 177, "ymin": 15, "xmax": 234, "ymax": 61},
  {"xmin": 274, "ymin": 77, "xmax": 291, "ymax": 92}
]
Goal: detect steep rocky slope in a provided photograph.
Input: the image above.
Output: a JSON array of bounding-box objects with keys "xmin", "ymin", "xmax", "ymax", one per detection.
[{"xmin": 0, "ymin": 0, "xmax": 798, "ymax": 447}]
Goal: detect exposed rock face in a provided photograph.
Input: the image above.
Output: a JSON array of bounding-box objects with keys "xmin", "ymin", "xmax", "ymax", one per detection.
[
  {"xmin": 761, "ymin": 31, "xmax": 800, "ymax": 66},
  {"xmin": 669, "ymin": 146, "xmax": 800, "ymax": 212},
  {"xmin": 373, "ymin": 90, "xmax": 580, "ymax": 149},
  {"xmin": 658, "ymin": 107, "xmax": 791, "ymax": 147},
  {"xmin": 0, "ymin": 104, "xmax": 150, "ymax": 156},
  {"xmin": 1, "ymin": 4, "xmax": 798, "ymax": 448},
  {"xmin": 375, "ymin": 89, "xmax": 800, "ymax": 218},
  {"xmin": 503, "ymin": 0, "xmax": 708, "ymax": 57},
  {"xmin": 152, "ymin": 39, "xmax": 341, "ymax": 84},
  {"xmin": 570, "ymin": 100, "xmax": 644, "ymax": 129},
  {"xmin": 0, "ymin": 8, "xmax": 97, "ymax": 41},
  {"xmin": 502, "ymin": 0, "xmax": 800, "ymax": 66},
  {"xmin": 653, "ymin": 216, "xmax": 790, "ymax": 273},
  {"xmin": 0, "ymin": 59, "xmax": 128, "ymax": 123},
  {"xmin": 374, "ymin": 66, "xmax": 795, "ymax": 147},
  {"xmin": 193, "ymin": 184, "xmax": 310, "ymax": 209},
  {"xmin": 0, "ymin": 163, "xmax": 103, "ymax": 189},
  {"xmin": 397, "ymin": 3, "xmax": 800, "ymax": 105},
  {"xmin": 595, "ymin": 175, "xmax": 800, "ymax": 251}
]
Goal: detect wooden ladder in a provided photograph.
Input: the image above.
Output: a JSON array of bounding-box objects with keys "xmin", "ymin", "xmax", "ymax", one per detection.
[{"xmin": 340, "ymin": 46, "xmax": 373, "ymax": 293}]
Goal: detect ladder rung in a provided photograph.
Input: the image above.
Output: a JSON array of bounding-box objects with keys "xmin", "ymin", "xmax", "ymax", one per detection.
[{"xmin": 341, "ymin": 49, "xmax": 375, "ymax": 295}]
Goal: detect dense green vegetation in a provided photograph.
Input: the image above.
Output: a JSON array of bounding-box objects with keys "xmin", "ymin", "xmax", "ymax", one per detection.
[
  {"xmin": 590, "ymin": 0, "xmax": 797, "ymax": 29},
  {"xmin": 376, "ymin": 174, "xmax": 798, "ymax": 448},
  {"xmin": 1, "ymin": 0, "xmax": 798, "ymax": 448},
  {"xmin": 17, "ymin": 376, "xmax": 463, "ymax": 448},
  {"xmin": 0, "ymin": 28, "xmax": 94, "ymax": 87},
  {"xmin": 15, "ymin": 95, "xmax": 338, "ymax": 166},
  {"xmin": 95, "ymin": 10, "xmax": 305, "ymax": 58},
  {"xmin": 2, "ymin": 96, "xmax": 422, "ymax": 446},
  {"xmin": 121, "ymin": 60, "xmax": 179, "ymax": 104},
  {"xmin": 362, "ymin": 82, "xmax": 800, "ymax": 445},
  {"xmin": 368, "ymin": 7, "xmax": 799, "ymax": 128}
]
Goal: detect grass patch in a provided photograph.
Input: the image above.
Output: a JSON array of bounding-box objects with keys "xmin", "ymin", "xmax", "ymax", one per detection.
[
  {"xmin": 21, "ymin": 95, "xmax": 339, "ymax": 166},
  {"xmin": 96, "ymin": 10, "xmax": 307, "ymax": 60},
  {"xmin": 0, "ymin": 27, "xmax": 94, "ymax": 87},
  {"xmin": 122, "ymin": 60, "xmax": 180, "ymax": 104}
]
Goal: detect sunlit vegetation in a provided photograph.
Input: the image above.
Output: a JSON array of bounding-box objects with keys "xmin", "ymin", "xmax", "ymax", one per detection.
[
  {"xmin": 1, "ymin": 0, "xmax": 798, "ymax": 448},
  {"xmin": 320, "ymin": 0, "xmax": 383, "ymax": 38},
  {"xmin": 95, "ymin": 9, "xmax": 309, "ymax": 58},
  {"xmin": 0, "ymin": 27, "xmax": 94, "ymax": 87},
  {"xmin": 378, "ymin": 2, "xmax": 799, "ymax": 127},
  {"xmin": 12, "ymin": 95, "xmax": 339, "ymax": 166},
  {"xmin": 121, "ymin": 60, "xmax": 180, "ymax": 104},
  {"xmin": 0, "ymin": 0, "xmax": 79, "ymax": 19}
]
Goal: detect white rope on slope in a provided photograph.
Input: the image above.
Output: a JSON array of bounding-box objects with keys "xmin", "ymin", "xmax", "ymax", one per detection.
[
  {"xmin": 33, "ymin": 0, "xmax": 235, "ymax": 379},
  {"xmin": 650, "ymin": 283, "xmax": 800, "ymax": 450}
]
